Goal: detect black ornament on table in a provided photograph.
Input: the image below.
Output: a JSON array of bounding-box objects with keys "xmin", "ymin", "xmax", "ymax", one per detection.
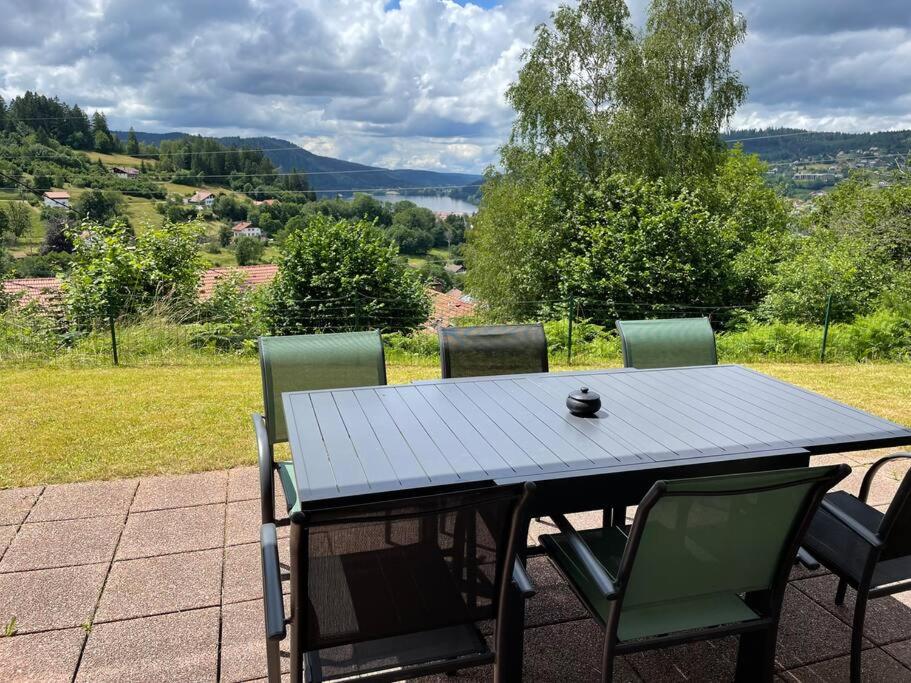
[{"xmin": 566, "ymin": 386, "xmax": 601, "ymax": 417}]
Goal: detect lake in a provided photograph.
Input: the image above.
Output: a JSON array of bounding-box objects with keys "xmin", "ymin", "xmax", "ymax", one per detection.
[{"xmin": 369, "ymin": 194, "xmax": 477, "ymax": 214}]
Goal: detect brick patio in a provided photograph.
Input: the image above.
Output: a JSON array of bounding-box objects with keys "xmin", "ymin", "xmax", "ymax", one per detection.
[{"xmin": 1, "ymin": 451, "xmax": 909, "ymax": 682}]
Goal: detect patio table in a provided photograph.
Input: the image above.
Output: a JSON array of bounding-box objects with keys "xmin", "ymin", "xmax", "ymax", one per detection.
[{"xmin": 282, "ymin": 364, "xmax": 911, "ymax": 512}]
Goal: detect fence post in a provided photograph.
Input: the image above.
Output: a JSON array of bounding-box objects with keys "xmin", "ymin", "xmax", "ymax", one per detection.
[
  {"xmin": 353, "ymin": 292, "xmax": 361, "ymax": 331},
  {"xmin": 108, "ymin": 309, "xmax": 119, "ymax": 366},
  {"xmin": 819, "ymin": 292, "xmax": 833, "ymax": 363},
  {"xmin": 567, "ymin": 296, "xmax": 575, "ymax": 365}
]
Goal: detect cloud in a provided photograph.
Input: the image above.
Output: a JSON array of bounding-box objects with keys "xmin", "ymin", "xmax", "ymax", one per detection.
[{"xmin": 0, "ymin": 0, "xmax": 909, "ymax": 172}]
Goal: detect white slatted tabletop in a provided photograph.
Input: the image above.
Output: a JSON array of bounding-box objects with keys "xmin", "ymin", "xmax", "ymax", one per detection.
[{"xmin": 283, "ymin": 365, "xmax": 911, "ymax": 504}]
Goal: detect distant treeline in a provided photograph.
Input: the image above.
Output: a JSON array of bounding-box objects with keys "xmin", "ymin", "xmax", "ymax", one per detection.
[
  {"xmin": 0, "ymin": 91, "xmax": 123, "ymax": 153},
  {"xmin": 725, "ymin": 128, "xmax": 911, "ymax": 163}
]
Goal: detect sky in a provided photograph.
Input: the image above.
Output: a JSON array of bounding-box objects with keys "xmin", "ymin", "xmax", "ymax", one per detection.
[{"xmin": 0, "ymin": 0, "xmax": 909, "ymax": 173}]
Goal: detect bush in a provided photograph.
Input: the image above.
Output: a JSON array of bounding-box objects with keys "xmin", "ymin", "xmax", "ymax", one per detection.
[
  {"xmin": 235, "ymin": 236, "xmax": 265, "ymax": 266},
  {"xmin": 266, "ymin": 215, "xmax": 430, "ymax": 335}
]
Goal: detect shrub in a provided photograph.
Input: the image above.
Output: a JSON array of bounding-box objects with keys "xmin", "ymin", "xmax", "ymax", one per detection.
[{"xmin": 266, "ymin": 215, "xmax": 430, "ymax": 335}]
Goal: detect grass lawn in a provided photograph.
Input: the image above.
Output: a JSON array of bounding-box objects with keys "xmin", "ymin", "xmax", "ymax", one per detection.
[
  {"xmin": 1, "ymin": 361, "xmax": 909, "ymax": 489},
  {"xmin": 83, "ymin": 151, "xmax": 153, "ymax": 168}
]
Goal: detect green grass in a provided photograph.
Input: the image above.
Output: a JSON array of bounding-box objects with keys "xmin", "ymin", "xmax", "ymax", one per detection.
[
  {"xmin": 82, "ymin": 151, "xmax": 152, "ymax": 168},
  {"xmin": 0, "ymin": 360, "xmax": 908, "ymax": 489}
]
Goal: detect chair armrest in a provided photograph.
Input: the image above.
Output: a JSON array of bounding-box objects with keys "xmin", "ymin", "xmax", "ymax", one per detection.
[
  {"xmin": 512, "ymin": 559, "xmax": 536, "ymax": 598},
  {"xmin": 820, "ymin": 498, "xmax": 883, "ymax": 550},
  {"xmin": 796, "ymin": 547, "xmax": 819, "ymax": 570},
  {"xmin": 551, "ymin": 514, "xmax": 618, "ymax": 599},
  {"xmin": 253, "ymin": 413, "xmax": 275, "ymax": 524},
  {"xmin": 859, "ymin": 453, "xmax": 911, "ymax": 503},
  {"xmin": 260, "ymin": 523, "xmax": 286, "ymax": 641}
]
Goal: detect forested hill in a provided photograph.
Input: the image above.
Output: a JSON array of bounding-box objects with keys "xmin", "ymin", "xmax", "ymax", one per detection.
[
  {"xmin": 724, "ymin": 128, "xmax": 911, "ymax": 162},
  {"xmin": 116, "ymin": 131, "xmax": 482, "ymax": 194}
]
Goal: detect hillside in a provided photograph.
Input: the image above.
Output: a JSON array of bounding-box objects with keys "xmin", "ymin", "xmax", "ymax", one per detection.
[
  {"xmin": 116, "ymin": 131, "xmax": 482, "ymax": 195},
  {"xmin": 724, "ymin": 128, "xmax": 911, "ymax": 163}
]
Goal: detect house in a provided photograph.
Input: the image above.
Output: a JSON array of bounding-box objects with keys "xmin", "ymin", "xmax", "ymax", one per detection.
[
  {"xmin": 111, "ymin": 166, "xmax": 140, "ymax": 179},
  {"xmin": 232, "ymin": 221, "xmax": 264, "ymax": 241},
  {"xmin": 42, "ymin": 191, "xmax": 70, "ymax": 208},
  {"xmin": 444, "ymin": 263, "xmax": 466, "ymax": 275},
  {"xmin": 186, "ymin": 190, "xmax": 215, "ymax": 208}
]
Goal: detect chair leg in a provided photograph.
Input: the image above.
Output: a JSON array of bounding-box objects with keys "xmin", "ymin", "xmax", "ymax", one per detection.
[
  {"xmin": 735, "ymin": 628, "xmax": 776, "ymax": 682},
  {"xmin": 850, "ymin": 590, "xmax": 868, "ymax": 683},
  {"xmin": 289, "ymin": 621, "xmax": 304, "ymax": 683},
  {"xmin": 265, "ymin": 638, "xmax": 282, "ymax": 683},
  {"xmin": 599, "ymin": 637, "xmax": 615, "ymax": 683},
  {"xmin": 835, "ymin": 578, "xmax": 848, "ymax": 605}
]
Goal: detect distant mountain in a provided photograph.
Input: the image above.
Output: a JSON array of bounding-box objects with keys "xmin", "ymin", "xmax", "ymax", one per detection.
[
  {"xmin": 115, "ymin": 131, "xmax": 482, "ymax": 195},
  {"xmin": 724, "ymin": 128, "xmax": 911, "ymax": 163}
]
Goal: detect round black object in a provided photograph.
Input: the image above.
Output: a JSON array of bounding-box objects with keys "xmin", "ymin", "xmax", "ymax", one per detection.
[{"xmin": 566, "ymin": 386, "xmax": 601, "ymax": 417}]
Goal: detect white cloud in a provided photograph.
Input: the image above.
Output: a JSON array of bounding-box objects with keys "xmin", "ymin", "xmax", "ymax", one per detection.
[{"xmin": 1, "ymin": 0, "xmax": 909, "ymax": 171}]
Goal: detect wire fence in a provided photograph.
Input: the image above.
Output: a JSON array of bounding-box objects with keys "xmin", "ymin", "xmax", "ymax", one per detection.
[{"xmin": 0, "ymin": 287, "xmax": 859, "ymax": 368}]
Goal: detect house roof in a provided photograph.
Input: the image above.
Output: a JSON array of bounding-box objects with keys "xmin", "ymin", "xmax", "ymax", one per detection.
[
  {"xmin": 426, "ymin": 288, "xmax": 477, "ymax": 330},
  {"xmin": 252, "ymin": 199, "xmax": 277, "ymax": 206},
  {"xmin": 188, "ymin": 191, "xmax": 214, "ymax": 203},
  {"xmin": 2, "ymin": 277, "xmax": 64, "ymax": 307},
  {"xmin": 232, "ymin": 221, "xmax": 254, "ymax": 232},
  {"xmin": 197, "ymin": 265, "xmax": 279, "ymax": 299},
  {"xmin": 43, "ymin": 191, "xmax": 70, "ymax": 199},
  {"xmin": 112, "ymin": 166, "xmax": 139, "ymax": 175},
  {"xmin": 443, "ymin": 263, "xmax": 466, "ymax": 274}
]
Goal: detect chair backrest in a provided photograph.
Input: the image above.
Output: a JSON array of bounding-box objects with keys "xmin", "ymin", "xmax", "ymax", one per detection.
[
  {"xmin": 295, "ymin": 483, "xmax": 532, "ymax": 651},
  {"xmin": 439, "ymin": 324, "xmax": 548, "ymax": 379},
  {"xmin": 616, "ymin": 317, "xmax": 717, "ymax": 369},
  {"xmin": 259, "ymin": 330, "xmax": 386, "ymax": 444},
  {"xmin": 617, "ymin": 465, "xmax": 848, "ymax": 611},
  {"xmin": 877, "ymin": 468, "xmax": 911, "ymax": 561}
]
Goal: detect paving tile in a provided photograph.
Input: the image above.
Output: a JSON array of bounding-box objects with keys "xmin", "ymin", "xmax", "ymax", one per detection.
[
  {"xmin": 226, "ymin": 498, "xmax": 288, "ymax": 546},
  {"xmin": 523, "ymin": 556, "xmax": 589, "ymax": 629},
  {"xmin": 779, "ymin": 647, "xmax": 910, "ymax": 681},
  {"xmin": 26, "ymin": 479, "xmax": 137, "ymax": 523},
  {"xmin": 0, "ymin": 627, "xmax": 86, "ymax": 682},
  {"xmin": 131, "ymin": 471, "xmax": 228, "ymax": 512},
  {"xmin": 116, "ymin": 503, "xmax": 224, "ymax": 560},
  {"xmin": 220, "ymin": 598, "xmax": 290, "ymax": 683},
  {"xmin": 528, "ymin": 509, "xmax": 605, "ymax": 547},
  {"xmin": 0, "ymin": 563, "xmax": 107, "ymax": 633},
  {"xmin": 0, "ymin": 516, "xmax": 123, "ymax": 572},
  {"xmin": 0, "ymin": 526, "xmax": 16, "ymax": 560},
  {"xmin": 793, "ymin": 574, "xmax": 911, "ymax": 646},
  {"xmin": 0, "ymin": 487, "xmax": 42, "ymax": 526},
  {"xmin": 95, "ymin": 548, "xmax": 223, "ymax": 623},
  {"xmin": 227, "ymin": 466, "xmax": 259, "ymax": 502},
  {"xmin": 223, "ymin": 541, "xmax": 290, "ymax": 604},
  {"xmin": 883, "ymin": 638, "xmax": 911, "ymax": 669},
  {"xmin": 775, "ymin": 585, "xmax": 872, "ymax": 671},
  {"xmin": 626, "ymin": 636, "xmax": 739, "ymax": 681},
  {"xmin": 77, "ymin": 607, "xmax": 220, "ymax": 683},
  {"xmin": 420, "ymin": 619, "xmax": 639, "ymax": 682}
]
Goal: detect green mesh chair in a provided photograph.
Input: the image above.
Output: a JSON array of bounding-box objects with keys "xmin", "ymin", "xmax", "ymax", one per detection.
[
  {"xmin": 439, "ymin": 323, "xmax": 548, "ymax": 379},
  {"xmin": 539, "ymin": 465, "xmax": 849, "ymax": 682},
  {"xmin": 253, "ymin": 331, "xmax": 387, "ymax": 524},
  {"xmin": 616, "ymin": 317, "xmax": 717, "ymax": 369}
]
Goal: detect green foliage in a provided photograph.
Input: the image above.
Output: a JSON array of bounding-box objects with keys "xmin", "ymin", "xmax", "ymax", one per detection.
[
  {"xmin": 266, "ymin": 215, "xmax": 430, "ymax": 335},
  {"xmin": 126, "ymin": 128, "xmax": 140, "ymax": 155},
  {"xmin": 63, "ymin": 219, "xmax": 205, "ymax": 327},
  {"xmin": 41, "ymin": 210, "xmax": 75, "ymax": 254},
  {"xmin": 4, "ymin": 201, "xmax": 33, "ymax": 239},
  {"xmin": 234, "ymin": 235, "xmax": 265, "ymax": 266},
  {"xmin": 73, "ymin": 189, "xmax": 124, "ymax": 222},
  {"xmin": 190, "ymin": 272, "xmax": 267, "ymax": 352},
  {"xmin": 505, "ymin": 0, "xmax": 746, "ymax": 183},
  {"xmin": 156, "ymin": 135, "xmax": 275, "ymax": 186},
  {"xmin": 758, "ymin": 230, "xmax": 894, "ymax": 324}
]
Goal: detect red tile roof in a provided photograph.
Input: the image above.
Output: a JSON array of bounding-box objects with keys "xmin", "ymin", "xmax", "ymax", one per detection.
[
  {"xmin": 426, "ymin": 288, "xmax": 477, "ymax": 330},
  {"xmin": 43, "ymin": 191, "xmax": 70, "ymax": 199},
  {"xmin": 231, "ymin": 221, "xmax": 253, "ymax": 232},
  {"xmin": 3, "ymin": 277, "xmax": 64, "ymax": 307},
  {"xmin": 197, "ymin": 264, "xmax": 278, "ymax": 299},
  {"xmin": 188, "ymin": 191, "xmax": 214, "ymax": 203}
]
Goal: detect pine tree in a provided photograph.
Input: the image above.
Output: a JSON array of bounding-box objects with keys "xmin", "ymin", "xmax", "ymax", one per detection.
[{"xmin": 127, "ymin": 127, "xmax": 140, "ymax": 155}]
